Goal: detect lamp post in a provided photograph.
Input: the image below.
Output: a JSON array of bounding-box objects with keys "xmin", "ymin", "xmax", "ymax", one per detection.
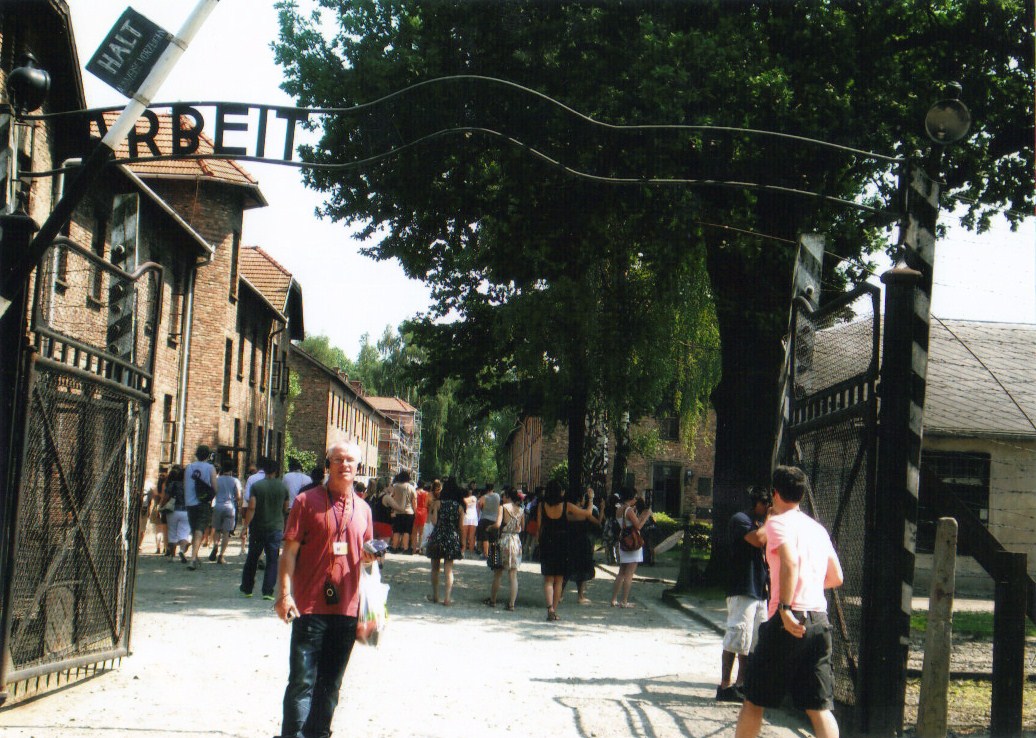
[
  {"xmin": 857, "ymin": 85, "xmax": 970, "ymax": 736},
  {"xmin": 0, "ymin": 53, "xmax": 49, "ymax": 647}
]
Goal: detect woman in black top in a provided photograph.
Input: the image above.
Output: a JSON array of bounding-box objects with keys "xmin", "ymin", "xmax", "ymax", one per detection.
[{"xmin": 537, "ymin": 479, "xmax": 593, "ymax": 621}]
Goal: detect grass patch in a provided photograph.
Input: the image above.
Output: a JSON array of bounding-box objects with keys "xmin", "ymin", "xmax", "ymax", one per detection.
[
  {"xmin": 911, "ymin": 610, "xmax": 1036, "ymax": 639},
  {"xmin": 904, "ymin": 677, "xmax": 1036, "ymax": 733}
]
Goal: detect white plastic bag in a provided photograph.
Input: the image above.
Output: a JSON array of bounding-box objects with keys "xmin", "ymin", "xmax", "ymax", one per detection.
[{"xmin": 356, "ymin": 560, "xmax": 389, "ymax": 647}]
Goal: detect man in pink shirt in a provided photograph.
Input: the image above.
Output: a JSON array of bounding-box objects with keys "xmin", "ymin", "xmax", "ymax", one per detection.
[
  {"xmin": 274, "ymin": 441, "xmax": 378, "ymax": 738},
  {"xmin": 735, "ymin": 465, "xmax": 844, "ymax": 738}
]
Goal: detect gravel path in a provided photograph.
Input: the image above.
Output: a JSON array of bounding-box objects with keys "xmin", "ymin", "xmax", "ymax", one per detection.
[{"xmin": 0, "ymin": 548, "xmax": 815, "ymax": 738}]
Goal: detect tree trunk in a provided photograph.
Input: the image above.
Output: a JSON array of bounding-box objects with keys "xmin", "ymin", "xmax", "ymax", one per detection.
[
  {"xmin": 702, "ymin": 220, "xmax": 793, "ymax": 584},
  {"xmin": 611, "ymin": 411, "xmax": 631, "ymax": 495},
  {"xmin": 566, "ymin": 383, "xmax": 589, "ymax": 499}
]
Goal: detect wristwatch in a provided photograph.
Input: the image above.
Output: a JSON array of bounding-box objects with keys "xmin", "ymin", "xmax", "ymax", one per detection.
[{"xmin": 778, "ymin": 603, "xmax": 793, "ymax": 612}]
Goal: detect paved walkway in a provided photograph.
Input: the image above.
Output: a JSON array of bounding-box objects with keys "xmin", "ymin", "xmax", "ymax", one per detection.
[{"xmin": 0, "ymin": 548, "xmax": 820, "ymax": 738}]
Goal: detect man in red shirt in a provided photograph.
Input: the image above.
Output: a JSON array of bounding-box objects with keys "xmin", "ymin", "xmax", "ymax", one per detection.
[{"xmin": 274, "ymin": 441, "xmax": 377, "ymax": 738}]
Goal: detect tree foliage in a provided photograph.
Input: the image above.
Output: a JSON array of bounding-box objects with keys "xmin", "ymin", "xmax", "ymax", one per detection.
[{"xmin": 275, "ymin": 0, "xmax": 1033, "ymax": 575}]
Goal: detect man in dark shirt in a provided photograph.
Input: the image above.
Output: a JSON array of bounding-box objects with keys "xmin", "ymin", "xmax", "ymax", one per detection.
[
  {"xmin": 240, "ymin": 458, "xmax": 289, "ymax": 600},
  {"xmin": 717, "ymin": 485, "xmax": 771, "ymax": 702}
]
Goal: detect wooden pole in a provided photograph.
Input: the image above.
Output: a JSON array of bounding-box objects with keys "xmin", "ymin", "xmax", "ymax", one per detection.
[
  {"xmin": 991, "ymin": 550, "xmax": 1027, "ymax": 738},
  {"xmin": 917, "ymin": 517, "xmax": 957, "ymax": 738}
]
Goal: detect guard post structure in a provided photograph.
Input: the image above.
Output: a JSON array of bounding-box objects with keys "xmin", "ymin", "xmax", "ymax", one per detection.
[{"xmin": 858, "ymin": 161, "xmax": 940, "ymax": 735}]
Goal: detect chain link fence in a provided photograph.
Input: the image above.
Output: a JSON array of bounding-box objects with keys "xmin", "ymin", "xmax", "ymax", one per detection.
[
  {"xmin": 1, "ymin": 238, "xmax": 160, "ymax": 698},
  {"xmin": 783, "ymin": 284, "xmax": 881, "ymax": 709}
]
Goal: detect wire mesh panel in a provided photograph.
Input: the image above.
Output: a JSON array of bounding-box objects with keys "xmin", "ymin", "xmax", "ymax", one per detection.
[
  {"xmin": 0, "ymin": 238, "xmax": 159, "ymax": 696},
  {"xmin": 6, "ymin": 365, "xmax": 143, "ymax": 677},
  {"xmin": 783, "ymin": 284, "xmax": 880, "ymax": 709}
]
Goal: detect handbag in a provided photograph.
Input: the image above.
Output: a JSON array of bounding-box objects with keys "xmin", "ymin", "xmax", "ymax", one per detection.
[
  {"xmin": 486, "ymin": 540, "xmax": 503, "ymax": 570},
  {"xmin": 619, "ymin": 524, "xmax": 643, "ymax": 552},
  {"xmin": 160, "ymin": 497, "xmax": 176, "ymax": 513}
]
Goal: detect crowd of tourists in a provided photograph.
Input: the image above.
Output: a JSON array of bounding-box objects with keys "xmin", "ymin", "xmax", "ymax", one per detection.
[
  {"xmin": 137, "ymin": 445, "xmax": 844, "ymax": 738},
  {"xmin": 137, "ymin": 447, "xmax": 660, "ymax": 617}
]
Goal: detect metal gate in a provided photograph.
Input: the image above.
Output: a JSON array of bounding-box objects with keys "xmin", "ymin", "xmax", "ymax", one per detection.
[
  {"xmin": 0, "ymin": 236, "xmax": 161, "ymax": 701},
  {"xmin": 779, "ymin": 283, "xmax": 881, "ymax": 711}
]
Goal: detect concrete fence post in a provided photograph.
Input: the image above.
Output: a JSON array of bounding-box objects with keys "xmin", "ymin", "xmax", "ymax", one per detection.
[{"xmin": 917, "ymin": 517, "xmax": 958, "ymax": 738}]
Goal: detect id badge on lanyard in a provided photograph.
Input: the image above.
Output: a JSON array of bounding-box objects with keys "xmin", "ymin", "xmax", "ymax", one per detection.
[{"xmin": 333, "ymin": 540, "xmax": 348, "ymax": 556}]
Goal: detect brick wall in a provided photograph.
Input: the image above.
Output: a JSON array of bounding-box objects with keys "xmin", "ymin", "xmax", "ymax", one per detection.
[{"xmin": 506, "ymin": 410, "xmax": 717, "ymax": 517}]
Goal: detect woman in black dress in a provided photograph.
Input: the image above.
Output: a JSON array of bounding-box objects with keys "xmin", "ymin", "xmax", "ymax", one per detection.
[
  {"xmin": 425, "ymin": 477, "xmax": 464, "ymax": 606},
  {"xmin": 537, "ymin": 479, "xmax": 594, "ymax": 621},
  {"xmin": 564, "ymin": 486, "xmax": 602, "ymax": 604}
]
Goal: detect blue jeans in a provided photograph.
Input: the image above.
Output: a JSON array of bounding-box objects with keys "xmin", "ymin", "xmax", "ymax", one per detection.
[
  {"xmin": 281, "ymin": 614, "xmax": 358, "ymax": 738},
  {"xmin": 240, "ymin": 528, "xmax": 281, "ymax": 596}
]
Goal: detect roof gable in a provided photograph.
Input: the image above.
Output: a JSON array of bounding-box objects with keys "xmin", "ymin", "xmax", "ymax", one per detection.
[{"xmin": 94, "ymin": 111, "xmax": 266, "ymax": 207}]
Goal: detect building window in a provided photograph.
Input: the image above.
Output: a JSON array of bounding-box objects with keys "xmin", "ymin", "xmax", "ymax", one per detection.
[
  {"xmin": 271, "ymin": 342, "xmax": 281, "ymax": 392},
  {"xmin": 161, "ymin": 394, "xmax": 176, "ymax": 464},
  {"xmin": 222, "ymin": 338, "xmax": 233, "ymax": 408},
  {"xmin": 245, "ymin": 421, "xmax": 253, "ymax": 468},
  {"xmin": 233, "ymin": 418, "xmax": 241, "ymax": 456},
  {"xmin": 259, "ymin": 332, "xmax": 268, "ymax": 391},
  {"xmin": 89, "ymin": 211, "xmax": 108, "ymax": 303},
  {"xmin": 280, "ymin": 350, "xmax": 289, "ymax": 396},
  {"xmin": 249, "ymin": 329, "xmax": 258, "ymax": 386},
  {"xmin": 658, "ymin": 416, "xmax": 680, "ymax": 442},
  {"xmin": 918, "ymin": 451, "xmax": 991, "ymax": 555},
  {"xmin": 237, "ymin": 316, "xmax": 246, "ymax": 380},
  {"xmin": 257, "ymin": 425, "xmax": 265, "ymax": 461},
  {"xmin": 229, "ymin": 230, "xmax": 241, "ymax": 301},
  {"xmin": 167, "ymin": 264, "xmax": 184, "ymax": 347}
]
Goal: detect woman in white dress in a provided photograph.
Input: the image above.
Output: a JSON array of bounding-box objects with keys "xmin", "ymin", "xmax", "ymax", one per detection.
[{"xmin": 611, "ymin": 487, "xmax": 652, "ymax": 608}]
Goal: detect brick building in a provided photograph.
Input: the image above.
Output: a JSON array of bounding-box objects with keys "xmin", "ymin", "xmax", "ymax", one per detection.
[
  {"xmin": 287, "ymin": 344, "xmax": 383, "ymax": 479},
  {"xmin": 506, "ymin": 411, "xmax": 716, "ymax": 518}
]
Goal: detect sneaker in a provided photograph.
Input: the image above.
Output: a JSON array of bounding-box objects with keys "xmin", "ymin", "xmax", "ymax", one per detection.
[
  {"xmin": 240, "ymin": 589, "xmax": 253, "ymax": 598},
  {"xmin": 209, "ymin": 548, "xmax": 218, "ymax": 562},
  {"xmin": 715, "ymin": 685, "xmax": 744, "ymax": 703},
  {"xmin": 262, "ymin": 594, "xmax": 275, "ymax": 601}
]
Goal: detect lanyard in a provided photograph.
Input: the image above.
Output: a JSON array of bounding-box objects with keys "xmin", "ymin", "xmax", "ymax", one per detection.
[{"xmin": 325, "ymin": 489, "xmax": 355, "ymax": 575}]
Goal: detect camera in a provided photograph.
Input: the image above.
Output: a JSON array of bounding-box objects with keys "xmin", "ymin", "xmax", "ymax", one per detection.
[{"xmin": 323, "ymin": 579, "xmax": 340, "ymax": 605}]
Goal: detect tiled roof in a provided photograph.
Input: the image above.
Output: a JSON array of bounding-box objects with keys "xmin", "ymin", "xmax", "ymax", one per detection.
[
  {"xmin": 240, "ymin": 246, "xmax": 292, "ymax": 312},
  {"xmin": 366, "ymin": 396, "xmax": 418, "ymax": 414},
  {"xmin": 923, "ymin": 320, "xmax": 1036, "ymax": 439},
  {"xmin": 96, "ymin": 111, "xmax": 266, "ymax": 205}
]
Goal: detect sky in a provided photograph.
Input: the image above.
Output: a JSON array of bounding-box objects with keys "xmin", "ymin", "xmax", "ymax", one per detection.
[{"xmin": 64, "ymin": 0, "xmax": 1035, "ymax": 359}]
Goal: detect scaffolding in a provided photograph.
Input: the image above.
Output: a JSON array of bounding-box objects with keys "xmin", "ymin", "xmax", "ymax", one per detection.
[{"xmin": 379, "ymin": 408, "xmax": 422, "ymax": 479}]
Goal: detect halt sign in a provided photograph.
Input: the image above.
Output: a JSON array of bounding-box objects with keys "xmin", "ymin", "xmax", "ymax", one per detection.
[{"xmin": 86, "ymin": 7, "xmax": 173, "ymax": 98}]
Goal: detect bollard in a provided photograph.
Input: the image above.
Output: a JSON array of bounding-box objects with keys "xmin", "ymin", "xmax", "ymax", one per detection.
[{"xmin": 917, "ymin": 517, "xmax": 957, "ymax": 738}]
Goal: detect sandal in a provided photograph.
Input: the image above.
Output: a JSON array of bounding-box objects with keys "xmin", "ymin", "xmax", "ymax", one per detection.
[
  {"xmin": 619, "ymin": 602, "xmax": 636, "ymax": 608},
  {"xmin": 482, "ymin": 597, "xmax": 496, "ymax": 607},
  {"xmin": 546, "ymin": 609, "xmax": 558, "ymax": 622},
  {"xmin": 425, "ymin": 594, "xmax": 438, "ymax": 604},
  {"xmin": 506, "ymin": 604, "xmax": 515, "ymax": 611}
]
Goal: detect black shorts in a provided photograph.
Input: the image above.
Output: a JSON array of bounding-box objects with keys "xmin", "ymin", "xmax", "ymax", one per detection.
[
  {"xmin": 476, "ymin": 518, "xmax": 498, "ymax": 543},
  {"xmin": 187, "ymin": 504, "xmax": 212, "ymax": 533},
  {"xmin": 742, "ymin": 612, "xmax": 835, "ymax": 712},
  {"xmin": 392, "ymin": 513, "xmax": 414, "ymax": 534}
]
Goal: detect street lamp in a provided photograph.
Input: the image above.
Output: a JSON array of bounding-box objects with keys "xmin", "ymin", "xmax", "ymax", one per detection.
[{"xmin": 5, "ymin": 53, "xmax": 51, "ymax": 116}]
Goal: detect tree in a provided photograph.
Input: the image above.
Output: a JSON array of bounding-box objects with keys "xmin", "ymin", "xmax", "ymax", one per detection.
[
  {"xmin": 276, "ymin": 0, "xmax": 1033, "ymax": 576},
  {"xmin": 276, "ymin": 1, "xmax": 721, "ymax": 499}
]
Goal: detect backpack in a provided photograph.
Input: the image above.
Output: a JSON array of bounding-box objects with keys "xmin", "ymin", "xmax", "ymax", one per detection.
[{"xmin": 192, "ymin": 468, "xmax": 216, "ymax": 504}]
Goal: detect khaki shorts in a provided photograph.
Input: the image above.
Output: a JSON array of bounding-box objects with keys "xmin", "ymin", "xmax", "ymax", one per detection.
[{"xmin": 722, "ymin": 595, "xmax": 768, "ymax": 655}]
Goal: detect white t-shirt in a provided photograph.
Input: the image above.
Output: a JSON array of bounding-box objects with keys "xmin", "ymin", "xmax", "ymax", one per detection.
[
  {"xmin": 283, "ymin": 471, "xmax": 313, "ymax": 508},
  {"xmin": 243, "ymin": 470, "xmax": 265, "ymax": 505}
]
